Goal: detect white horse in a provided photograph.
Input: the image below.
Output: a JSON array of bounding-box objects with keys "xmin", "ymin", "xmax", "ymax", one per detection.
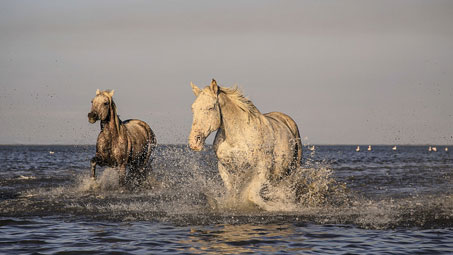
[{"xmin": 189, "ymin": 79, "xmax": 302, "ymax": 209}]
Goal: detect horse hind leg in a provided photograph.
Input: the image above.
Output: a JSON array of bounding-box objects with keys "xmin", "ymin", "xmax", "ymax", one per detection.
[
  {"xmin": 135, "ymin": 162, "xmax": 149, "ymax": 185},
  {"xmin": 139, "ymin": 146, "xmax": 154, "ymax": 183},
  {"xmin": 90, "ymin": 157, "xmax": 97, "ymax": 180},
  {"xmin": 218, "ymin": 163, "xmax": 233, "ymax": 194},
  {"xmin": 118, "ymin": 165, "xmax": 127, "ymax": 187},
  {"xmin": 127, "ymin": 159, "xmax": 149, "ymax": 188}
]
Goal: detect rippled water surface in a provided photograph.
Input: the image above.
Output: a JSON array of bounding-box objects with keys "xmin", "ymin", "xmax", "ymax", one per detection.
[{"xmin": 1, "ymin": 145, "xmax": 452, "ymax": 254}]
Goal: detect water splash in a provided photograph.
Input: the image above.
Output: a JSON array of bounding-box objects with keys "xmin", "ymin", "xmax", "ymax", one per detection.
[
  {"xmin": 185, "ymin": 163, "xmax": 350, "ymax": 213},
  {"xmin": 17, "ymin": 175, "xmax": 36, "ymax": 180},
  {"xmin": 203, "ymin": 146, "xmax": 350, "ymax": 212},
  {"xmin": 76, "ymin": 168, "xmax": 120, "ymax": 192},
  {"xmin": 2, "ymin": 145, "xmax": 453, "ymax": 230}
]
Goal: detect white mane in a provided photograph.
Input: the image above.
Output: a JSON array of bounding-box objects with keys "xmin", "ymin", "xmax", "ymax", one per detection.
[{"xmin": 219, "ymin": 86, "xmax": 260, "ymax": 117}]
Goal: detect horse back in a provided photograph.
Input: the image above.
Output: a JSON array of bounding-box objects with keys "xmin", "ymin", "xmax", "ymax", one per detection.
[{"xmin": 264, "ymin": 112, "xmax": 300, "ymax": 139}]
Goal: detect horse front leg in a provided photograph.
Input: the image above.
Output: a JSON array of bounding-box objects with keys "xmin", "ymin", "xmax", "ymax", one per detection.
[
  {"xmin": 218, "ymin": 163, "xmax": 233, "ymax": 194},
  {"xmin": 244, "ymin": 163, "xmax": 270, "ymax": 209}
]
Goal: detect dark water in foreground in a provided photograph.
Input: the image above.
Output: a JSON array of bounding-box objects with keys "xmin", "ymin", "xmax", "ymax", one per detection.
[{"xmin": 1, "ymin": 145, "xmax": 452, "ymax": 254}]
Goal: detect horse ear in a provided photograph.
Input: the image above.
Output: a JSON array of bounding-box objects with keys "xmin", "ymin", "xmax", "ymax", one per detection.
[
  {"xmin": 96, "ymin": 89, "xmax": 100, "ymax": 95},
  {"xmin": 210, "ymin": 79, "xmax": 219, "ymax": 95},
  {"xmin": 108, "ymin": 90, "xmax": 115, "ymax": 97},
  {"xmin": 191, "ymin": 82, "xmax": 201, "ymax": 96}
]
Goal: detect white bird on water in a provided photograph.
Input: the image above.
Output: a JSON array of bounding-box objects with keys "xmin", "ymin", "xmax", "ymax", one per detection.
[
  {"xmin": 445, "ymin": 147, "xmax": 449, "ymax": 152},
  {"xmin": 428, "ymin": 146, "xmax": 432, "ymax": 152},
  {"xmin": 432, "ymin": 147, "xmax": 437, "ymax": 152},
  {"xmin": 356, "ymin": 146, "xmax": 360, "ymax": 152},
  {"xmin": 368, "ymin": 145, "xmax": 372, "ymax": 151},
  {"xmin": 49, "ymin": 151, "xmax": 55, "ymax": 155},
  {"xmin": 308, "ymin": 145, "xmax": 315, "ymax": 151},
  {"xmin": 392, "ymin": 146, "xmax": 397, "ymax": 151}
]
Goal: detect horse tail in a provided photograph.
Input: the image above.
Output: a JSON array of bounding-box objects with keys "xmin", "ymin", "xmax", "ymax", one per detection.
[
  {"xmin": 145, "ymin": 123, "xmax": 157, "ymax": 165},
  {"xmin": 291, "ymin": 122, "xmax": 302, "ymax": 168},
  {"xmin": 281, "ymin": 115, "xmax": 302, "ymax": 169}
]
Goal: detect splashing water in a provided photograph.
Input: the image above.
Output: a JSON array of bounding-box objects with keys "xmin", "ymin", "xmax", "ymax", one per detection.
[
  {"xmin": 76, "ymin": 168, "xmax": 120, "ymax": 192},
  {"xmin": 1, "ymin": 145, "xmax": 452, "ymax": 230},
  {"xmin": 207, "ymin": 166, "xmax": 349, "ymax": 213}
]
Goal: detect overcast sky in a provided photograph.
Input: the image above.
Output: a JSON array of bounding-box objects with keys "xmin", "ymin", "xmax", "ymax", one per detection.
[{"xmin": 1, "ymin": 0, "xmax": 452, "ymax": 145}]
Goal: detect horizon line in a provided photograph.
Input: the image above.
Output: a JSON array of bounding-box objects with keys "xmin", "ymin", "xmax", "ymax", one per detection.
[{"xmin": 0, "ymin": 143, "xmax": 451, "ymax": 146}]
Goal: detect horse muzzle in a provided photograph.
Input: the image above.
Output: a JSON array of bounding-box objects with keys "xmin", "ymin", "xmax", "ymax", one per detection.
[
  {"xmin": 189, "ymin": 134, "xmax": 205, "ymax": 151},
  {"xmin": 88, "ymin": 112, "xmax": 98, "ymax": 123}
]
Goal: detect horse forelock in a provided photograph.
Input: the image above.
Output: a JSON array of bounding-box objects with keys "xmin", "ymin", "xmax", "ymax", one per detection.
[
  {"xmin": 218, "ymin": 86, "xmax": 260, "ymax": 117},
  {"xmin": 99, "ymin": 90, "xmax": 114, "ymax": 99}
]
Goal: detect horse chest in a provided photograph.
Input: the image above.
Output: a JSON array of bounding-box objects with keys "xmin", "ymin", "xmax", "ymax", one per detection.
[
  {"xmin": 96, "ymin": 134, "xmax": 127, "ymax": 164},
  {"xmin": 215, "ymin": 142, "xmax": 259, "ymax": 169}
]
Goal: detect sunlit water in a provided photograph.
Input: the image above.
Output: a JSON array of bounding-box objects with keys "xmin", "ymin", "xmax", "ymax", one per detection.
[{"xmin": 1, "ymin": 145, "xmax": 452, "ymax": 254}]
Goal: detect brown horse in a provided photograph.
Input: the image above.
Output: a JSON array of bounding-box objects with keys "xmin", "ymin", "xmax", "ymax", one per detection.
[{"xmin": 88, "ymin": 89, "xmax": 156, "ymax": 186}]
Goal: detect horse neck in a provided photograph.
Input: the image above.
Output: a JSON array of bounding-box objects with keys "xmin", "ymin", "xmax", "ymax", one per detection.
[
  {"xmin": 101, "ymin": 103, "xmax": 122, "ymax": 138},
  {"xmin": 219, "ymin": 94, "xmax": 261, "ymax": 144}
]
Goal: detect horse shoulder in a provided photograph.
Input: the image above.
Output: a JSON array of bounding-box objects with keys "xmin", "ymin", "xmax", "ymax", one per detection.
[{"xmin": 214, "ymin": 128, "xmax": 241, "ymax": 163}]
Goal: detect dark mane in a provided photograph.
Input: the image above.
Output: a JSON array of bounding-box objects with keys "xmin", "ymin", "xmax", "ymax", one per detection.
[{"xmin": 102, "ymin": 91, "xmax": 121, "ymax": 133}]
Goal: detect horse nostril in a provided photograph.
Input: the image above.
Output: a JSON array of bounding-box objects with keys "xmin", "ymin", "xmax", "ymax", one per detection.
[
  {"xmin": 195, "ymin": 136, "xmax": 201, "ymax": 142},
  {"xmin": 88, "ymin": 112, "xmax": 97, "ymax": 119}
]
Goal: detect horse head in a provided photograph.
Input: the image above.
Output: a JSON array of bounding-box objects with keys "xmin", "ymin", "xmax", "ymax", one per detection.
[
  {"xmin": 189, "ymin": 79, "xmax": 222, "ymax": 151},
  {"xmin": 88, "ymin": 89, "xmax": 115, "ymax": 123}
]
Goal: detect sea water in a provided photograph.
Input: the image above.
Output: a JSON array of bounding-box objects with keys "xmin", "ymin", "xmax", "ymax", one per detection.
[{"xmin": 0, "ymin": 145, "xmax": 452, "ymax": 254}]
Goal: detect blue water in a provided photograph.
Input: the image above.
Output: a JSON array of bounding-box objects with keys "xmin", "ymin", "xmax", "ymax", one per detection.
[{"xmin": 1, "ymin": 145, "xmax": 452, "ymax": 254}]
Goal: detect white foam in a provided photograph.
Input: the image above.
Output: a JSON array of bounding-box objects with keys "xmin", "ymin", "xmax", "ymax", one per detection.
[
  {"xmin": 207, "ymin": 165, "xmax": 348, "ymax": 213},
  {"xmin": 17, "ymin": 175, "xmax": 36, "ymax": 180},
  {"xmin": 76, "ymin": 168, "xmax": 119, "ymax": 192}
]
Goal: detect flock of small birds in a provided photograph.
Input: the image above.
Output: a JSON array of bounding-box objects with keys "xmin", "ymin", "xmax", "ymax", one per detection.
[
  {"xmin": 306, "ymin": 145, "xmax": 449, "ymax": 153},
  {"xmin": 47, "ymin": 146, "xmax": 449, "ymax": 155},
  {"xmin": 353, "ymin": 145, "xmax": 448, "ymax": 152}
]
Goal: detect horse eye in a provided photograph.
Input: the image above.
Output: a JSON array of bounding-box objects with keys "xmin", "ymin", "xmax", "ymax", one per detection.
[
  {"xmin": 91, "ymin": 100, "xmax": 93, "ymax": 103},
  {"xmin": 104, "ymin": 102, "xmax": 109, "ymax": 106}
]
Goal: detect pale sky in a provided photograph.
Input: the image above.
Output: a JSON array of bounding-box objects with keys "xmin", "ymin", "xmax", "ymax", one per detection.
[{"xmin": 1, "ymin": 0, "xmax": 452, "ymax": 145}]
